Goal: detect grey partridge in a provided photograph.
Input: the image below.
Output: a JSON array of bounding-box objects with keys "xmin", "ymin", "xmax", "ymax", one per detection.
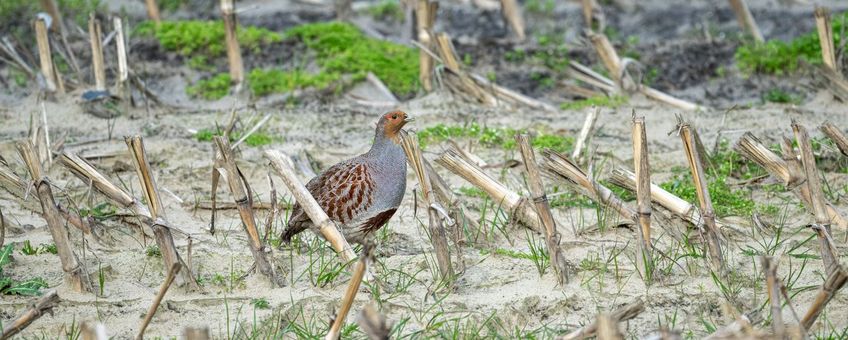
[{"xmin": 282, "ymin": 111, "xmax": 412, "ymax": 244}]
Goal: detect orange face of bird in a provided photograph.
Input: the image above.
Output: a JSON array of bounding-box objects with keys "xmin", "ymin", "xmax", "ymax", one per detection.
[{"xmin": 381, "ymin": 111, "xmax": 413, "ymax": 138}]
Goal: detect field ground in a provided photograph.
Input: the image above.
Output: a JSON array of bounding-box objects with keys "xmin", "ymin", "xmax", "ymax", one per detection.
[{"xmin": 1, "ymin": 0, "xmax": 848, "ymax": 338}]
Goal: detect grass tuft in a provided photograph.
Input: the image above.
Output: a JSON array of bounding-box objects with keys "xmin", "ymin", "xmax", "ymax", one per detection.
[
  {"xmin": 142, "ymin": 21, "xmax": 417, "ymax": 98},
  {"xmin": 658, "ymin": 139, "xmax": 767, "ymax": 217},
  {"xmin": 366, "ymin": 0, "xmax": 404, "ymax": 21},
  {"xmin": 457, "ymin": 186, "xmax": 487, "ymax": 199},
  {"xmin": 136, "ymin": 20, "xmax": 282, "ymax": 57},
  {"xmin": 560, "ymin": 95, "xmax": 628, "ymax": 111},
  {"xmin": 187, "ymin": 73, "xmax": 232, "ymax": 100},
  {"xmin": 0, "ymin": 0, "xmax": 102, "ymax": 38},
  {"xmin": 194, "ymin": 128, "xmax": 275, "ymax": 147},
  {"xmin": 1, "ymin": 244, "xmax": 49, "ymax": 296},
  {"xmin": 762, "ymin": 88, "xmax": 800, "ymax": 104},
  {"xmin": 525, "ymin": 0, "xmax": 555, "ymax": 14},
  {"xmin": 251, "ymin": 298, "xmax": 271, "ymax": 309},
  {"xmin": 20, "ymin": 240, "xmax": 58, "ymax": 256},
  {"xmin": 158, "ymin": 0, "xmax": 186, "ymax": 12},
  {"xmin": 417, "ymin": 123, "xmax": 574, "ymax": 153},
  {"xmin": 660, "ymin": 174, "xmax": 755, "ymax": 217},
  {"xmin": 247, "ymin": 69, "xmax": 338, "ymax": 97},
  {"xmin": 79, "ymin": 202, "xmax": 117, "ymax": 220},
  {"xmin": 283, "ymin": 22, "xmax": 419, "ymax": 97},
  {"xmin": 146, "ymin": 245, "xmax": 162, "ymax": 258},
  {"xmin": 735, "ymin": 12, "xmax": 846, "ymax": 74}
]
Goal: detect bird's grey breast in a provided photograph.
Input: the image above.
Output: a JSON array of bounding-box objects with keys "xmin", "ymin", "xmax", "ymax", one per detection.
[{"xmin": 367, "ymin": 144, "xmax": 407, "ymax": 210}]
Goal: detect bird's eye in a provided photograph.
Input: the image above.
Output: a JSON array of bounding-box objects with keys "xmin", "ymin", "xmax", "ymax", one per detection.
[{"xmin": 391, "ymin": 114, "xmax": 398, "ymax": 119}]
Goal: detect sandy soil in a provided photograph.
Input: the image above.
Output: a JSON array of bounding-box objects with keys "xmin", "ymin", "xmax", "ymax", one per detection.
[{"xmin": 1, "ymin": 0, "xmax": 848, "ymax": 339}]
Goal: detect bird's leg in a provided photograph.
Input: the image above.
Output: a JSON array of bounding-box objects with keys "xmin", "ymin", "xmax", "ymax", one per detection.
[
  {"xmin": 361, "ymin": 265, "xmax": 395, "ymax": 294},
  {"xmin": 357, "ymin": 245, "xmax": 395, "ymax": 294}
]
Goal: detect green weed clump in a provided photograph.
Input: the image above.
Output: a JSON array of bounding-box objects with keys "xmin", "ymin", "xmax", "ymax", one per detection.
[
  {"xmin": 1, "ymin": 244, "xmax": 49, "ymax": 296},
  {"xmin": 366, "ymin": 0, "xmax": 404, "ymax": 21},
  {"xmin": 252, "ymin": 298, "xmax": 271, "ymax": 309},
  {"xmin": 525, "ymin": 0, "xmax": 555, "ymax": 14},
  {"xmin": 247, "ymin": 69, "xmax": 338, "ymax": 97},
  {"xmin": 194, "ymin": 128, "xmax": 275, "ymax": 147},
  {"xmin": 146, "ymin": 245, "xmax": 162, "ymax": 258},
  {"xmin": 79, "ymin": 202, "xmax": 117, "ymax": 220},
  {"xmin": 457, "ymin": 186, "xmax": 487, "ymax": 199},
  {"xmin": 243, "ymin": 133, "xmax": 273, "ymax": 147},
  {"xmin": 505, "ymin": 32, "xmax": 570, "ymax": 72},
  {"xmin": 560, "ymin": 95, "xmax": 628, "ymax": 111},
  {"xmin": 762, "ymin": 88, "xmax": 800, "ymax": 104},
  {"xmin": 187, "ymin": 73, "xmax": 232, "ymax": 100},
  {"xmin": 735, "ymin": 12, "xmax": 846, "ymax": 74},
  {"xmin": 187, "ymin": 56, "xmax": 215, "ymax": 71},
  {"xmin": 21, "ymin": 241, "xmax": 58, "ymax": 256},
  {"xmin": 660, "ymin": 175, "xmax": 755, "ymax": 217},
  {"xmin": 417, "ymin": 123, "xmax": 574, "ymax": 153},
  {"xmin": 0, "ymin": 0, "xmax": 102, "ymax": 37},
  {"xmin": 659, "ymin": 140, "xmax": 766, "ymax": 217},
  {"xmin": 158, "ymin": 0, "xmax": 186, "ymax": 11},
  {"xmin": 283, "ymin": 22, "xmax": 419, "ymax": 97},
  {"xmin": 136, "ymin": 20, "xmax": 282, "ymax": 57}
]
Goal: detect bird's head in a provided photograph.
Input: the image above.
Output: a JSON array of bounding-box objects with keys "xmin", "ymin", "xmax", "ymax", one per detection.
[{"xmin": 376, "ymin": 111, "xmax": 413, "ymax": 142}]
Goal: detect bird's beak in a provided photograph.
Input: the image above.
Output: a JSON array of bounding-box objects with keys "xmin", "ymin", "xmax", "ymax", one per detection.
[{"xmin": 403, "ymin": 116, "xmax": 415, "ymax": 125}]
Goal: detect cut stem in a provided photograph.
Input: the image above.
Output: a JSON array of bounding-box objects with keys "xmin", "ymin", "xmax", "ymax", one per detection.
[
  {"xmin": 145, "ymin": 0, "xmax": 161, "ymax": 23},
  {"xmin": 423, "ymin": 158, "xmax": 468, "ymax": 272},
  {"xmin": 18, "ymin": 141, "xmax": 91, "ymax": 293},
  {"xmin": 705, "ymin": 313, "xmax": 762, "ymax": 339},
  {"xmin": 113, "ymin": 17, "xmax": 130, "ymax": 103},
  {"xmin": 608, "ymin": 167, "xmax": 694, "ymax": 219},
  {"xmin": 541, "ymin": 149, "xmax": 638, "ymax": 224},
  {"xmin": 820, "ymin": 122, "xmax": 848, "ymax": 158},
  {"xmin": 1, "ymin": 290, "xmax": 59, "ymax": 338},
  {"xmin": 221, "ymin": 0, "xmax": 244, "ymax": 91},
  {"xmin": 516, "ymin": 134, "xmax": 570, "ymax": 284},
  {"xmin": 587, "ymin": 32, "xmax": 622, "ymax": 84},
  {"xmin": 400, "ymin": 131, "xmax": 453, "ymax": 281},
  {"xmin": 213, "ymin": 137, "xmax": 284, "ymax": 286},
  {"xmin": 183, "ymin": 327, "xmax": 210, "ymax": 340},
  {"xmin": 728, "ymin": 0, "xmax": 764, "ymax": 42},
  {"xmin": 415, "ymin": 0, "xmax": 438, "ymax": 91},
  {"xmin": 0, "ymin": 163, "xmax": 95, "ymax": 235},
  {"xmin": 678, "ymin": 122, "xmax": 725, "ymax": 274},
  {"xmin": 88, "ymin": 13, "xmax": 106, "ymax": 91},
  {"xmin": 136, "ymin": 263, "xmax": 181, "ymax": 340},
  {"xmin": 435, "ymin": 33, "xmax": 496, "ymax": 106},
  {"xmin": 632, "ymin": 116, "xmax": 653, "ymax": 282},
  {"xmin": 792, "ymin": 122, "xmax": 838, "ymax": 274},
  {"xmin": 571, "ymin": 107, "xmax": 600, "ymax": 161},
  {"xmin": 762, "ymin": 256, "xmax": 784, "ymax": 337},
  {"xmin": 126, "ymin": 136, "xmax": 196, "ymax": 288},
  {"xmin": 815, "ymin": 7, "xmax": 838, "ymax": 72},
  {"xmin": 325, "ymin": 249, "xmax": 369, "ymax": 340},
  {"xmin": 35, "ymin": 17, "xmax": 59, "ymax": 93},
  {"xmin": 581, "ymin": 0, "xmax": 595, "ymax": 29},
  {"xmin": 735, "ymin": 132, "xmax": 847, "ymax": 228},
  {"xmin": 583, "ymin": 32, "xmax": 701, "ymax": 110},
  {"xmin": 499, "ymin": 0, "xmax": 526, "ymax": 41},
  {"xmin": 81, "ymin": 322, "xmax": 108, "ymax": 340},
  {"xmin": 436, "ymin": 148, "xmax": 542, "ymax": 232},
  {"xmin": 560, "ymin": 298, "xmax": 645, "ymax": 340},
  {"xmin": 595, "ymin": 314, "xmax": 623, "ymax": 340},
  {"xmin": 801, "ymin": 264, "xmax": 847, "ymax": 330}
]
